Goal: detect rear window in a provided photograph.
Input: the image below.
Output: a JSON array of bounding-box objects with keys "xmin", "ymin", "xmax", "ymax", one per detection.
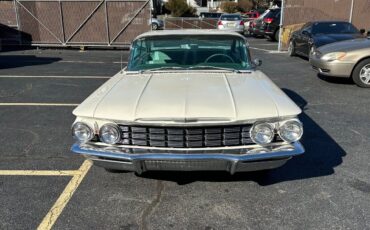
[
  {"xmin": 201, "ymin": 13, "xmax": 221, "ymax": 18},
  {"xmin": 312, "ymin": 22, "xmax": 359, "ymax": 34},
  {"xmin": 258, "ymin": 10, "xmax": 270, "ymax": 19},
  {"xmin": 221, "ymin": 15, "xmax": 242, "ymax": 21},
  {"xmin": 264, "ymin": 9, "xmax": 280, "ymax": 18}
]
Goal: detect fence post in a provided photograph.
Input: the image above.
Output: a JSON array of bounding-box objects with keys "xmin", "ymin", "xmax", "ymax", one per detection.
[
  {"xmin": 349, "ymin": 0, "xmax": 354, "ymax": 23},
  {"xmin": 278, "ymin": 0, "xmax": 285, "ymax": 52},
  {"xmin": 59, "ymin": 0, "xmax": 66, "ymax": 45}
]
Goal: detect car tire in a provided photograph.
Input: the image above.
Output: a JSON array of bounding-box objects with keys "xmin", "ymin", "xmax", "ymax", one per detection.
[
  {"xmin": 288, "ymin": 41, "xmax": 296, "ymax": 57},
  {"xmin": 352, "ymin": 58, "xmax": 370, "ymax": 88},
  {"xmin": 104, "ymin": 168, "xmax": 129, "ymax": 173},
  {"xmin": 152, "ymin": 23, "xmax": 158, "ymax": 30},
  {"xmin": 274, "ymin": 29, "xmax": 280, "ymax": 41}
]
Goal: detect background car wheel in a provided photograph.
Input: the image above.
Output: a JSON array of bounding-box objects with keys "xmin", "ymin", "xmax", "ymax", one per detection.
[
  {"xmin": 274, "ymin": 29, "xmax": 280, "ymax": 41},
  {"xmin": 288, "ymin": 41, "xmax": 295, "ymax": 56},
  {"xmin": 352, "ymin": 58, "xmax": 370, "ymax": 88},
  {"xmin": 151, "ymin": 23, "xmax": 158, "ymax": 30}
]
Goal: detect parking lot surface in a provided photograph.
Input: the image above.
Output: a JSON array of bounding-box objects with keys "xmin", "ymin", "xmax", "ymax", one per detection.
[{"xmin": 0, "ymin": 37, "xmax": 369, "ymax": 230}]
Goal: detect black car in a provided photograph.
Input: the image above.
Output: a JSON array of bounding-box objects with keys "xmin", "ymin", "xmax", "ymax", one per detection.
[
  {"xmin": 253, "ymin": 8, "xmax": 281, "ymax": 40},
  {"xmin": 288, "ymin": 21, "xmax": 365, "ymax": 58}
]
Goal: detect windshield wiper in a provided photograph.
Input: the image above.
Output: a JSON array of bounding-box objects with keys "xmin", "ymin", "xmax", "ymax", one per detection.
[
  {"xmin": 140, "ymin": 66, "xmax": 186, "ymax": 73},
  {"xmin": 188, "ymin": 66, "xmax": 243, "ymax": 73},
  {"xmin": 139, "ymin": 66, "xmax": 250, "ymax": 73}
]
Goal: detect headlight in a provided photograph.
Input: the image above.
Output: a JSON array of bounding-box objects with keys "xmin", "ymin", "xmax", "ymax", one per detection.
[
  {"xmin": 278, "ymin": 119, "xmax": 303, "ymax": 143},
  {"xmin": 321, "ymin": 52, "xmax": 346, "ymax": 62},
  {"xmin": 99, "ymin": 124, "xmax": 121, "ymax": 144},
  {"xmin": 72, "ymin": 122, "xmax": 94, "ymax": 143},
  {"xmin": 250, "ymin": 123, "xmax": 275, "ymax": 145}
]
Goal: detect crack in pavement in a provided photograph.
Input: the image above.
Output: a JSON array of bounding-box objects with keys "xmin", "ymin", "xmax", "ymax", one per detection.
[{"xmin": 139, "ymin": 181, "xmax": 164, "ymax": 230}]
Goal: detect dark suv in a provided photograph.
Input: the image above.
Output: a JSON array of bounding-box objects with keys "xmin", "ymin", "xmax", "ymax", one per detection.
[{"xmin": 254, "ymin": 8, "xmax": 281, "ymax": 41}]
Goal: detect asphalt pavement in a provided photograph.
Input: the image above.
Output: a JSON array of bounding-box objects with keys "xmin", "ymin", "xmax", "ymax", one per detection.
[{"xmin": 0, "ymin": 37, "xmax": 369, "ymax": 230}]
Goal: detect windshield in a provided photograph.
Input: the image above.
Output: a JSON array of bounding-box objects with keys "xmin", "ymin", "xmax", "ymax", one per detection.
[
  {"xmin": 312, "ymin": 22, "xmax": 359, "ymax": 34},
  {"xmin": 258, "ymin": 10, "xmax": 270, "ymax": 19},
  {"xmin": 220, "ymin": 15, "xmax": 242, "ymax": 21},
  {"xmin": 128, "ymin": 35, "xmax": 251, "ymax": 71}
]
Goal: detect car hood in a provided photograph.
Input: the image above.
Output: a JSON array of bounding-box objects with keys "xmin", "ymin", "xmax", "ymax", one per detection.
[
  {"xmin": 73, "ymin": 71, "xmax": 301, "ymax": 125},
  {"xmin": 317, "ymin": 38, "xmax": 370, "ymax": 53},
  {"xmin": 314, "ymin": 33, "xmax": 363, "ymax": 47}
]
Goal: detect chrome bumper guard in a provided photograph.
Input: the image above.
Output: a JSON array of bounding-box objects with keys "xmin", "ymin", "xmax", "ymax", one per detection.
[{"xmin": 71, "ymin": 142, "xmax": 304, "ymax": 174}]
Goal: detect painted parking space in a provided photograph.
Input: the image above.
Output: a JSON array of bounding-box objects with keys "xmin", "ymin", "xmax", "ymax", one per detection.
[
  {"xmin": 0, "ymin": 49, "xmax": 127, "ymax": 76},
  {"xmin": 0, "ymin": 77, "xmax": 106, "ymax": 103},
  {"xmin": 246, "ymin": 35, "xmax": 279, "ymax": 52},
  {"xmin": 0, "ymin": 176, "xmax": 71, "ymax": 230}
]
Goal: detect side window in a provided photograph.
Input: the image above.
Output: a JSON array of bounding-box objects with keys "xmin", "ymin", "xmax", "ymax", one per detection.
[{"xmin": 301, "ymin": 24, "xmax": 312, "ymax": 34}]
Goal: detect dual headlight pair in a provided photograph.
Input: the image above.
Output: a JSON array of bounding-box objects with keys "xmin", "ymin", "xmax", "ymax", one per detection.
[
  {"xmin": 250, "ymin": 119, "xmax": 303, "ymax": 145},
  {"xmin": 72, "ymin": 119, "xmax": 303, "ymax": 146},
  {"xmin": 72, "ymin": 123, "xmax": 121, "ymax": 144}
]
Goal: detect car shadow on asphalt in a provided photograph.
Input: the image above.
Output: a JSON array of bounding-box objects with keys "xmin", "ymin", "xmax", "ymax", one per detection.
[
  {"xmin": 0, "ymin": 55, "xmax": 61, "ymax": 70},
  {"xmin": 317, "ymin": 73, "xmax": 354, "ymax": 85},
  {"xmin": 136, "ymin": 89, "xmax": 346, "ymax": 186}
]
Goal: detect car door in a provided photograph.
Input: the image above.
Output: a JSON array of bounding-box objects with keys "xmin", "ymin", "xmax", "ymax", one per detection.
[{"xmin": 295, "ymin": 23, "xmax": 312, "ymax": 56}]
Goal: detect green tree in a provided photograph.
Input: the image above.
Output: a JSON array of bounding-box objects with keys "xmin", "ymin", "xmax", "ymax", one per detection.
[
  {"xmin": 165, "ymin": 0, "xmax": 196, "ymax": 17},
  {"xmin": 220, "ymin": 2, "xmax": 239, "ymax": 13},
  {"xmin": 238, "ymin": 0, "xmax": 253, "ymax": 12}
]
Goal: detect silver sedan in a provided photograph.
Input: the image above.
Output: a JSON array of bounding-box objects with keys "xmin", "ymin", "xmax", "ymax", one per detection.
[
  {"xmin": 310, "ymin": 38, "xmax": 370, "ymax": 88},
  {"xmin": 217, "ymin": 14, "xmax": 245, "ymax": 34}
]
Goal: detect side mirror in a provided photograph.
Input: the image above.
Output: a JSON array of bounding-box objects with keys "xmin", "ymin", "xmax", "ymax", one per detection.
[
  {"xmin": 253, "ymin": 58, "xmax": 262, "ymax": 67},
  {"xmin": 367, "ymin": 30, "xmax": 370, "ymax": 37},
  {"xmin": 302, "ymin": 30, "xmax": 310, "ymax": 36},
  {"xmin": 360, "ymin": 29, "xmax": 366, "ymax": 34}
]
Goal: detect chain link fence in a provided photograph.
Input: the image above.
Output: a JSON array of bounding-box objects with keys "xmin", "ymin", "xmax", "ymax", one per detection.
[{"xmin": 0, "ymin": 0, "xmax": 151, "ymax": 47}]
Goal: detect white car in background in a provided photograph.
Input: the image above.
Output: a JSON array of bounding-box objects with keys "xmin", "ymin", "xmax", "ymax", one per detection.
[
  {"xmin": 71, "ymin": 30, "xmax": 304, "ymax": 174},
  {"xmin": 217, "ymin": 14, "xmax": 245, "ymax": 34}
]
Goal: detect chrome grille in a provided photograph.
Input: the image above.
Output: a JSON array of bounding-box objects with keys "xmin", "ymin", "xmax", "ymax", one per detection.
[{"xmin": 116, "ymin": 124, "xmax": 268, "ymax": 148}]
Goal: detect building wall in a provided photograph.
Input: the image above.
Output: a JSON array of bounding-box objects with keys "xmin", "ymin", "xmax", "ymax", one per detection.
[{"xmin": 281, "ymin": 0, "xmax": 370, "ymax": 49}]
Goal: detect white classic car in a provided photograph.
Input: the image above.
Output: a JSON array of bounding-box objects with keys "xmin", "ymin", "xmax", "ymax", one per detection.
[{"xmin": 71, "ymin": 30, "xmax": 304, "ymax": 174}]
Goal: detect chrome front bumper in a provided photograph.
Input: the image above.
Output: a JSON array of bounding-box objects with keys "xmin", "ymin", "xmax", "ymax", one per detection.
[{"xmin": 71, "ymin": 142, "xmax": 304, "ymax": 174}]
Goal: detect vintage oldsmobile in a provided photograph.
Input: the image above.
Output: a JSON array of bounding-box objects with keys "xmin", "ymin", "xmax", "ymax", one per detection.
[{"xmin": 71, "ymin": 30, "xmax": 304, "ymax": 174}]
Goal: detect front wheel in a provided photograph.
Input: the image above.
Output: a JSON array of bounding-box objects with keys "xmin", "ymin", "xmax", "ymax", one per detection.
[
  {"xmin": 352, "ymin": 58, "xmax": 370, "ymax": 88},
  {"xmin": 152, "ymin": 23, "xmax": 158, "ymax": 30},
  {"xmin": 288, "ymin": 41, "xmax": 296, "ymax": 56}
]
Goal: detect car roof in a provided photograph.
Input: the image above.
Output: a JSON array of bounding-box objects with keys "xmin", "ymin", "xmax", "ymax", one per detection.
[
  {"xmin": 135, "ymin": 30, "xmax": 246, "ymax": 40},
  {"xmin": 311, "ymin": 20, "xmax": 352, "ymax": 24},
  {"xmin": 221, "ymin": 13, "xmax": 241, "ymax": 16}
]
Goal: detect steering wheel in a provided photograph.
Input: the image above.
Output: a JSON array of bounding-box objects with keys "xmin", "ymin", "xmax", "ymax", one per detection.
[{"xmin": 205, "ymin": 54, "xmax": 235, "ymax": 63}]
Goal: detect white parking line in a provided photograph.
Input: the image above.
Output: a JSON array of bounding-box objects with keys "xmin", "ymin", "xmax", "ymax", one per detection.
[
  {"xmin": 0, "ymin": 103, "xmax": 79, "ymax": 106},
  {"xmin": 0, "ymin": 75, "xmax": 110, "ymax": 79},
  {"xmin": 249, "ymin": 47, "xmax": 287, "ymax": 54},
  {"xmin": 0, "ymin": 59, "xmax": 125, "ymax": 64},
  {"xmin": 59, "ymin": 60, "xmax": 105, "ymax": 64}
]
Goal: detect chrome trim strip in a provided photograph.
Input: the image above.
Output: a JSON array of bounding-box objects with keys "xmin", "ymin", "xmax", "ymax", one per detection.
[{"xmin": 71, "ymin": 141, "xmax": 304, "ymax": 162}]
